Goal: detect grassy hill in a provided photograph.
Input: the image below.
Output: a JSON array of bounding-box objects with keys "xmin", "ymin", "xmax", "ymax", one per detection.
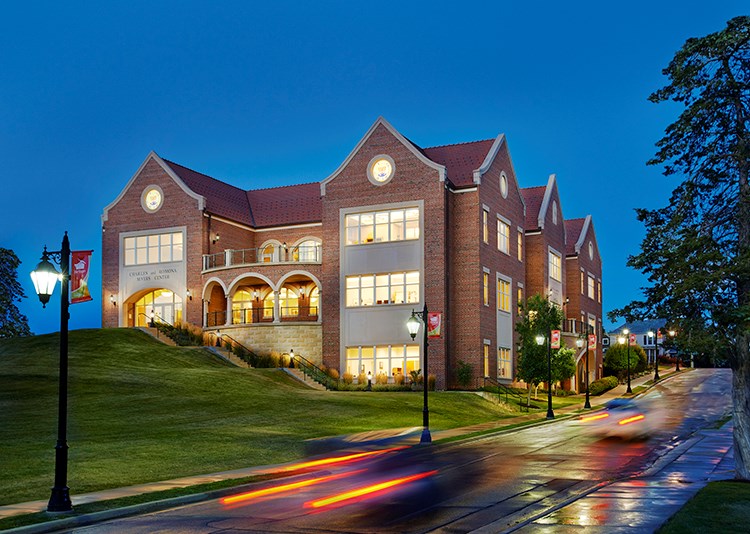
[{"xmin": 0, "ymin": 328, "xmax": 516, "ymax": 505}]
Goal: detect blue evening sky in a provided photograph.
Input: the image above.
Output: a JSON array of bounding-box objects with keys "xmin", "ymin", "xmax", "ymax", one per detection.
[{"xmin": 1, "ymin": 1, "xmax": 744, "ymax": 335}]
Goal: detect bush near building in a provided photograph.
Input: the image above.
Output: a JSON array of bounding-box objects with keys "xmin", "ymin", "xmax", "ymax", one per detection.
[
  {"xmin": 589, "ymin": 376, "xmax": 619, "ymax": 396},
  {"xmin": 603, "ymin": 343, "xmax": 647, "ymax": 381}
]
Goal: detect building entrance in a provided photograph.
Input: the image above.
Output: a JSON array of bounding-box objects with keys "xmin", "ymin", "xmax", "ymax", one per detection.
[{"xmin": 131, "ymin": 289, "xmax": 183, "ymax": 326}]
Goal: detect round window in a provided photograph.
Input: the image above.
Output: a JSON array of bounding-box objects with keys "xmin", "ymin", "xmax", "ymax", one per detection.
[{"xmin": 367, "ymin": 155, "xmax": 395, "ymax": 186}]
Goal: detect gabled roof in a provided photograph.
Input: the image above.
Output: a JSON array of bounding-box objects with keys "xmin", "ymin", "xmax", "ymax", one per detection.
[
  {"xmin": 246, "ymin": 182, "xmax": 321, "ymax": 228},
  {"xmin": 520, "ymin": 186, "xmax": 546, "ymax": 230},
  {"xmin": 611, "ymin": 319, "xmax": 667, "ymax": 335},
  {"xmin": 565, "ymin": 218, "xmax": 586, "ymax": 256},
  {"xmin": 422, "ymin": 139, "xmax": 495, "ymax": 188},
  {"xmin": 164, "ymin": 160, "xmax": 254, "ymax": 226}
]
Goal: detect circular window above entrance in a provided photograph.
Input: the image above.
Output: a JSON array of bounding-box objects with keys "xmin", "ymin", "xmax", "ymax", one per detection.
[
  {"xmin": 367, "ymin": 155, "xmax": 395, "ymax": 186},
  {"xmin": 141, "ymin": 185, "xmax": 164, "ymax": 213}
]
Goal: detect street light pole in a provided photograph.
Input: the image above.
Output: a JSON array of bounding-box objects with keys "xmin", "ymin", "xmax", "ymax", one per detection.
[
  {"xmin": 649, "ymin": 330, "xmax": 660, "ymax": 381},
  {"xmin": 670, "ymin": 330, "xmax": 680, "ymax": 371},
  {"xmin": 407, "ymin": 304, "xmax": 431, "ymax": 443},
  {"xmin": 577, "ymin": 331, "xmax": 592, "ymax": 410},
  {"xmin": 624, "ymin": 328, "xmax": 632, "ymax": 394},
  {"xmin": 30, "ymin": 233, "xmax": 73, "ymax": 512}
]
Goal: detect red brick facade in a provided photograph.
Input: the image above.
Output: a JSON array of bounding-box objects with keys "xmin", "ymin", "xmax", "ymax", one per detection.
[{"xmin": 101, "ymin": 118, "xmax": 604, "ymax": 391}]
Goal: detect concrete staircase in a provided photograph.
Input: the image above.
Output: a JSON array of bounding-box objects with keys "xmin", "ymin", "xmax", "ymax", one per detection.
[
  {"xmin": 283, "ymin": 367, "xmax": 328, "ymax": 390},
  {"xmin": 137, "ymin": 327, "xmax": 178, "ymax": 346}
]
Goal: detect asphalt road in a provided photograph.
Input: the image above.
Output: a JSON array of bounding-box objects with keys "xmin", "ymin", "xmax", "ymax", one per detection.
[{"xmin": 66, "ymin": 368, "xmax": 732, "ymax": 534}]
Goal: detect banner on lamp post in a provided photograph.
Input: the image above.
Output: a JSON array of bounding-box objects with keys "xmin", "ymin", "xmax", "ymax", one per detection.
[
  {"xmin": 427, "ymin": 312, "xmax": 442, "ymax": 338},
  {"xmin": 70, "ymin": 250, "xmax": 94, "ymax": 304},
  {"xmin": 551, "ymin": 330, "xmax": 561, "ymax": 349},
  {"xmin": 588, "ymin": 334, "xmax": 597, "ymax": 350},
  {"xmin": 629, "ymin": 333, "xmax": 637, "ymax": 346}
]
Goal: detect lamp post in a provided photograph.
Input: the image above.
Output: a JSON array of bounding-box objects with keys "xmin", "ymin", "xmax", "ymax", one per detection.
[
  {"xmin": 619, "ymin": 328, "xmax": 632, "ymax": 394},
  {"xmin": 30, "ymin": 232, "xmax": 73, "ymax": 512},
  {"xmin": 535, "ymin": 333, "xmax": 554, "ymax": 419},
  {"xmin": 406, "ymin": 304, "xmax": 431, "ymax": 443},
  {"xmin": 648, "ymin": 330, "xmax": 660, "ymax": 381},
  {"xmin": 670, "ymin": 330, "xmax": 679, "ymax": 371},
  {"xmin": 576, "ymin": 335, "xmax": 592, "ymax": 410}
]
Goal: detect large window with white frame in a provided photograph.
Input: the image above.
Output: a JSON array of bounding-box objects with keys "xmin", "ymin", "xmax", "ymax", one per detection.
[
  {"xmin": 517, "ymin": 230, "xmax": 523, "ymax": 261},
  {"xmin": 549, "ymin": 251, "xmax": 562, "ymax": 282},
  {"xmin": 483, "ymin": 209, "xmax": 489, "ymax": 243},
  {"xmin": 498, "ymin": 347, "xmax": 512, "ymax": 380},
  {"xmin": 345, "ymin": 207, "xmax": 419, "ymax": 245},
  {"xmin": 497, "ymin": 278, "xmax": 511, "ymax": 312},
  {"xmin": 588, "ymin": 275, "xmax": 596, "ymax": 299},
  {"xmin": 497, "ymin": 218, "xmax": 510, "ymax": 254},
  {"xmin": 124, "ymin": 232, "xmax": 183, "ymax": 266},
  {"xmin": 346, "ymin": 344, "xmax": 420, "ymax": 380},
  {"xmin": 484, "ymin": 343, "xmax": 490, "ymax": 377},
  {"xmin": 345, "ymin": 271, "xmax": 419, "ymax": 307},
  {"xmin": 483, "ymin": 272, "xmax": 489, "ymax": 306}
]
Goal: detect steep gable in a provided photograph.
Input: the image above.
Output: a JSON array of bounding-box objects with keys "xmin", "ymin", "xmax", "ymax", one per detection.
[{"xmin": 422, "ymin": 139, "xmax": 495, "ymax": 188}]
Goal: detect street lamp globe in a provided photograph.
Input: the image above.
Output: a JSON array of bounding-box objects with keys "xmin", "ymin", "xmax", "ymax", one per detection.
[
  {"xmin": 30, "ymin": 252, "xmax": 60, "ymax": 307},
  {"xmin": 576, "ymin": 338, "xmax": 584, "ymax": 349},
  {"xmin": 618, "ymin": 336, "xmax": 626, "ymax": 345},
  {"xmin": 406, "ymin": 313, "xmax": 421, "ymax": 340},
  {"xmin": 535, "ymin": 334, "xmax": 545, "ymax": 346}
]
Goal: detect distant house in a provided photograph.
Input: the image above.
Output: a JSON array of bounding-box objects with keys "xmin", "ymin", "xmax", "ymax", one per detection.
[{"xmin": 607, "ymin": 319, "xmax": 668, "ymax": 365}]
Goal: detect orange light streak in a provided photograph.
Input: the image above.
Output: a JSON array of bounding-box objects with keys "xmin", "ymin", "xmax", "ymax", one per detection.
[
  {"xmin": 580, "ymin": 413, "xmax": 610, "ymax": 422},
  {"xmin": 304, "ymin": 470, "xmax": 438, "ymax": 509},
  {"xmin": 221, "ymin": 471, "xmax": 358, "ymax": 505},
  {"xmin": 280, "ymin": 446, "xmax": 407, "ymax": 472},
  {"xmin": 618, "ymin": 414, "xmax": 645, "ymax": 426}
]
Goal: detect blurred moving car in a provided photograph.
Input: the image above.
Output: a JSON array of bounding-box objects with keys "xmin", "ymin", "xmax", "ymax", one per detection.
[{"xmin": 579, "ymin": 398, "xmax": 663, "ymax": 439}]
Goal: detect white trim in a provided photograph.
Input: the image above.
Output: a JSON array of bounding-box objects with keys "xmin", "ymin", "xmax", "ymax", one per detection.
[
  {"xmin": 205, "ymin": 212, "xmax": 322, "ymax": 233},
  {"xmin": 574, "ymin": 214, "xmax": 593, "ymax": 255},
  {"xmin": 102, "ymin": 151, "xmax": 205, "ymax": 224},
  {"xmin": 450, "ymin": 187, "xmax": 478, "ymax": 194},
  {"xmin": 472, "ymin": 133, "xmax": 505, "ymax": 185},
  {"xmin": 202, "ymin": 277, "xmax": 229, "ymax": 300},
  {"xmin": 537, "ymin": 174, "xmax": 556, "ymax": 229},
  {"xmin": 321, "ymin": 117, "xmax": 446, "ymax": 196},
  {"xmin": 226, "ymin": 272, "xmax": 277, "ymax": 296}
]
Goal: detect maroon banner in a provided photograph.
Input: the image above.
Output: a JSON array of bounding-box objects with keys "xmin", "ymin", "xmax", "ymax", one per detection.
[
  {"xmin": 551, "ymin": 330, "xmax": 561, "ymax": 349},
  {"xmin": 629, "ymin": 333, "xmax": 637, "ymax": 346},
  {"xmin": 71, "ymin": 250, "xmax": 94, "ymax": 304},
  {"xmin": 588, "ymin": 334, "xmax": 597, "ymax": 350},
  {"xmin": 427, "ymin": 312, "xmax": 442, "ymax": 338}
]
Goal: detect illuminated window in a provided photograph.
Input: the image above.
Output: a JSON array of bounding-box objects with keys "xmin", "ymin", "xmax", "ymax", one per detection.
[
  {"xmin": 345, "ymin": 208, "xmax": 419, "ymax": 245},
  {"xmin": 498, "ymin": 347, "xmax": 512, "ymax": 379},
  {"xmin": 483, "ymin": 209, "xmax": 489, "ymax": 243},
  {"xmin": 484, "ymin": 343, "xmax": 490, "ymax": 377},
  {"xmin": 549, "ymin": 251, "xmax": 562, "ymax": 282},
  {"xmin": 231, "ymin": 289, "xmax": 255, "ymax": 324},
  {"xmin": 292, "ymin": 239, "xmax": 321, "ymax": 262},
  {"xmin": 580, "ymin": 270, "xmax": 585, "ymax": 294},
  {"xmin": 497, "ymin": 278, "xmax": 510, "ymax": 313},
  {"xmin": 588, "ymin": 275, "xmax": 596, "ymax": 299},
  {"xmin": 345, "ymin": 271, "xmax": 419, "ymax": 307},
  {"xmin": 517, "ymin": 230, "xmax": 523, "ymax": 261},
  {"xmin": 124, "ymin": 232, "xmax": 183, "ymax": 266},
  {"xmin": 483, "ymin": 272, "xmax": 489, "ymax": 306},
  {"xmin": 346, "ymin": 344, "xmax": 420, "ymax": 381},
  {"xmin": 598, "ymin": 281, "xmax": 602, "ymax": 303},
  {"xmin": 517, "ymin": 286, "xmax": 523, "ymax": 315},
  {"xmin": 497, "ymin": 219, "xmax": 510, "ymax": 254}
]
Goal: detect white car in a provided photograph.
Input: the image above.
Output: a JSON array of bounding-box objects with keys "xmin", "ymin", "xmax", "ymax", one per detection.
[{"xmin": 579, "ymin": 398, "xmax": 661, "ymax": 439}]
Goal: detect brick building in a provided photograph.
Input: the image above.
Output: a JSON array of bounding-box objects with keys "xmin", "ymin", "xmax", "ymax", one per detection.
[{"xmin": 101, "ymin": 117, "xmax": 603, "ymax": 390}]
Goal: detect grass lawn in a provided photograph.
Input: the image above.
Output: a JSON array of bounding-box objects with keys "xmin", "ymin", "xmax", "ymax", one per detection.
[
  {"xmin": 0, "ymin": 328, "xmax": 563, "ymax": 506},
  {"xmin": 658, "ymin": 480, "xmax": 750, "ymax": 533}
]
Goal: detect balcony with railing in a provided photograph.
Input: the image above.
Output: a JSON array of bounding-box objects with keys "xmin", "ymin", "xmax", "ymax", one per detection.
[
  {"xmin": 202, "ymin": 243, "xmax": 322, "ymax": 272},
  {"xmin": 206, "ymin": 306, "xmax": 319, "ymax": 327}
]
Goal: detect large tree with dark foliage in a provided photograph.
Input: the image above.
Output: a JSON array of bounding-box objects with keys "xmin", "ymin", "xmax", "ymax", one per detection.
[
  {"xmin": 0, "ymin": 248, "xmax": 31, "ymax": 338},
  {"xmin": 610, "ymin": 17, "xmax": 750, "ymax": 480}
]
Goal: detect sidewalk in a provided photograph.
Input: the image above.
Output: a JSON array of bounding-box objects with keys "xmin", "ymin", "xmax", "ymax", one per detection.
[{"xmin": 0, "ymin": 367, "xmax": 727, "ymax": 531}]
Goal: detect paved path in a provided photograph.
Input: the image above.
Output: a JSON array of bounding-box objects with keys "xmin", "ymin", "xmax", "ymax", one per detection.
[{"xmin": 0, "ymin": 367, "xmax": 735, "ymax": 534}]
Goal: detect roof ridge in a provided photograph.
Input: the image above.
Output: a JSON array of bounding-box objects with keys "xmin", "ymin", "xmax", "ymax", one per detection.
[
  {"xmin": 247, "ymin": 181, "xmax": 319, "ymax": 194},
  {"xmin": 163, "ymin": 158, "xmax": 247, "ymax": 192},
  {"xmin": 424, "ymin": 138, "xmax": 495, "ymax": 150},
  {"xmin": 520, "ymin": 185, "xmax": 547, "ymax": 191}
]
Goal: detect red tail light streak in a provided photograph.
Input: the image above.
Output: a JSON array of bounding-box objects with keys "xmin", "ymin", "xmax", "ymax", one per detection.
[
  {"xmin": 580, "ymin": 413, "xmax": 610, "ymax": 422},
  {"xmin": 304, "ymin": 470, "xmax": 438, "ymax": 509},
  {"xmin": 221, "ymin": 471, "xmax": 360, "ymax": 505},
  {"xmin": 280, "ymin": 446, "xmax": 408, "ymax": 472},
  {"xmin": 617, "ymin": 414, "xmax": 645, "ymax": 426}
]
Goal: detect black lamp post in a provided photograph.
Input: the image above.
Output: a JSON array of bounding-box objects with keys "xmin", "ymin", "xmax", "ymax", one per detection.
[
  {"xmin": 576, "ymin": 335, "xmax": 592, "ymax": 410},
  {"xmin": 649, "ymin": 330, "xmax": 661, "ymax": 381},
  {"xmin": 30, "ymin": 232, "xmax": 73, "ymax": 513},
  {"xmin": 670, "ymin": 330, "xmax": 679, "ymax": 371},
  {"xmin": 406, "ymin": 304, "xmax": 431, "ymax": 443},
  {"xmin": 619, "ymin": 328, "xmax": 633, "ymax": 394},
  {"xmin": 535, "ymin": 333, "xmax": 554, "ymax": 419}
]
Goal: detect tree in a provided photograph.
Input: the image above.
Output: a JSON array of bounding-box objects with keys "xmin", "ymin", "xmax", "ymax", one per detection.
[
  {"xmin": 551, "ymin": 346, "xmax": 576, "ymax": 390},
  {"xmin": 0, "ymin": 248, "xmax": 31, "ymax": 338},
  {"xmin": 610, "ymin": 17, "xmax": 750, "ymax": 480},
  {"xmin": 603, "ymin": 343, "xmax": 648, "ymax": 381},
  {"xmin": 516, "ymin": 294, "xmax": 565, "ymax": 404}
]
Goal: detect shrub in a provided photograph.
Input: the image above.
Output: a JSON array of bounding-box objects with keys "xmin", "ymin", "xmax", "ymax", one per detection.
[
  {"xmin": 589, "ymin": 376, "xmax": 619, "ymax": 396},
  {"xmin": 409, "ymin": 369, "xmax": 423, "ymax": 385},
  {"xmin": 268, "ymin": 352, "xmax": 281, "ymax": 368},
  {"xmin": 375, "ymin": 372, "xmax": 388, "ymax": 385},
  {"xmin": 358, "ymin": 372, "xmax": 368, "ymax": 385},
  {"xmin": 428, "ymin": 374, "xmax": 436, "ymax": 391},
  {"xmin": 394, "ymin": 373, "xmax": 405, "ymax": 386},
  {"xmin": 455, "ymin": 361, "xmax": 473, "ymax": 388},
  {"xmin": 327, "ymin": 368, "xmax": 340, "ymax": 380},
  {"xmin": 342, "ymin": 372, "xmax": 354, "ymax": 385}
]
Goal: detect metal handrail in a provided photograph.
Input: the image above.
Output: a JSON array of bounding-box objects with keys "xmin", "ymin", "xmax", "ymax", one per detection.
[
  {"xmin": 292, "ymin": 353, "xmax": 336, "ymax": 390},
  {"xmin": 202, "ymin": 244, "xmax": 322, "ymax": 271},
  {"xmin": 482, "ymin": 376, "xmax": 529, "ymax": 412}
]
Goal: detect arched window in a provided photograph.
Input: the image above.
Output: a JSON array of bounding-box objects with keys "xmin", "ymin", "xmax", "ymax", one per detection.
[
  {"xmin": 261, "ymin": 244, "xmax": 275, "ymax": 263},
  {"xmin": 232, "ymin": 289, "xmax": 255, "ymax": 324},
  {"xmin": 293, "ymin": 239, "xmax": 321, "ymax": 262},
  {"xmin": 279, "ymin": 287, "xmax": 300, "ymax": 318}
]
